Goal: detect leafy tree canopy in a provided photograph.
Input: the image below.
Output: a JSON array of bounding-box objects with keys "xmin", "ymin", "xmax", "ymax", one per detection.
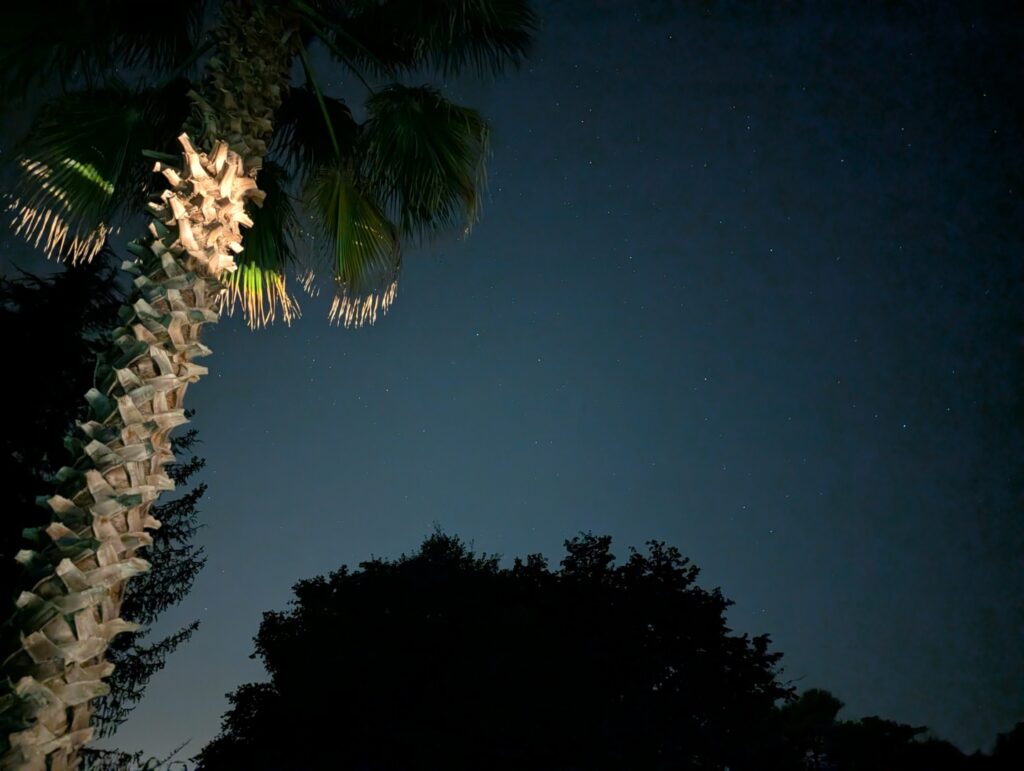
[{"xmin": 197, "ymin": 531, "xmax": 791, "ymax": 770}]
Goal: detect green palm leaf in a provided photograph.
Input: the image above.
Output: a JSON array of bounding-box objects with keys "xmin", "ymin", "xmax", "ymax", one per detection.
[
  {"xmin": 362, "ymin": 85, "xmax": 490, "ymax": 238},
  {"xmin": 306, "ymin": 165, "xmax": 401, "ymax": 327},
  {"xmin": 5, "ymin": 81, "xmax": 191, "ymax": 262},
  {"xmin": 222, "ymin": 161, "xmax": 302, "ymax": 329},
  {"xmin": 271, "ymin": 86, "xmax": 359, "ymax": 185},
  {"xmin": 0, "ymin": 2, "xmax": 207, "ymax": 101}
]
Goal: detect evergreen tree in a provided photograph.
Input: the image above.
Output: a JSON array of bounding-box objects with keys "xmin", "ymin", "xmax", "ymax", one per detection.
[{"xmin": 92, "ymin": 425, "xmax": 207, "ymax": 736}]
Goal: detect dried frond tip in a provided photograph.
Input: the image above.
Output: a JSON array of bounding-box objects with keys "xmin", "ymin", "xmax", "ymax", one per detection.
[
  {"xmin": 7, "ymin": 167, "xmax": 112, "ymax": 263},
  {"xmin": 221, "ymin": 268, "xmax": 301, "ymax": 329},
  {"xmin": 299, "ymin": 267, "xmax": 319, "ymax": 298},
  {"xmin": 329, "ymin": 280, "xmax": 399, "ymax": 329}
]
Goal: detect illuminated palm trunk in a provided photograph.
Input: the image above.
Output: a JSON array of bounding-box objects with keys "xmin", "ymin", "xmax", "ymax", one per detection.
[{"xmin": 1, "ymin": 5, "xmax": 294, "ymax": 769}]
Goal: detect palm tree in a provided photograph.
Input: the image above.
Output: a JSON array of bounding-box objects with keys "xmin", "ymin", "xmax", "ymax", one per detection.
[{"xmin": 0, "ymin": 1, "xmax": 536, "ymax": 767}]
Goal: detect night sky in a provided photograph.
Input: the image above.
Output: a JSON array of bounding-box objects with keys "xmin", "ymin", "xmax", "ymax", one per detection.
[{"xmin": 7, "ymin": 0, "xmax": 1021, "ymax": 760}]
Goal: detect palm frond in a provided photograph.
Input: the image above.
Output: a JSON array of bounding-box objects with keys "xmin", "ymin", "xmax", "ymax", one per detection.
[
  {"xmin": 292, "ymin": 0, "xmax": 404, "ymax": 78},
  {"xmin": 271, "ymin": 86, "xmax": 358, "ymax": 183},
  {"xmin": 402, "ymin": 0, "xmax": 539, "ymax": 75},
  {"xmin": 301, "ymin": 0, "xmax": 537, "ymax": 76},
  {"xmin": 0, "ymin": 2, "xmax": 207, "ymax": 101},
  {"xmin": 5, "ymin": 81, "xmax": 191, "ymax": 262},
  {"xmin": 305, "ymin": 165, "xmax": 401, "ymax": 327},
  {"xmin": 221, "ymin": 162, "xmax": 302, "ymax": 328},
  {"xmin": 362, "ymin": 85, "xmax": 490, "ymax": 238}
]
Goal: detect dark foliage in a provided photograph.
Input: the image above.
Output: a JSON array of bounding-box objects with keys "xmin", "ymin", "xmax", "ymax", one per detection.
[
  {"xmin": 0, "ymin": 1, "xmax": 206, "ymax": 102},
  {"xmin": 81, "ymin": 739, "xmax": 192, "ymax": 771},
  {"xmin": 300, "ymin": 0, "xmax": 537, "ymax": 77},
  {"xmin": 0, "ymin": 251, "xmax": 126, "ymax": 601},
  {"xmin": 197, "ymin": 531, "xmax": 792, "ymax": 770}
]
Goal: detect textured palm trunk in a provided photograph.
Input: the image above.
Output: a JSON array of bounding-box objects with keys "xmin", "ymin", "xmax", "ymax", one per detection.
[{"xmin": 1, "ymin": 4, "xmax": 295, "ymax": 769}]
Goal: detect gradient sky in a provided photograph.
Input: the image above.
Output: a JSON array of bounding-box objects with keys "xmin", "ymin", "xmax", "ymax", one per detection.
[{"xmin": 5, "ymin": 0, "xmax": 1021, "ymax": 760}]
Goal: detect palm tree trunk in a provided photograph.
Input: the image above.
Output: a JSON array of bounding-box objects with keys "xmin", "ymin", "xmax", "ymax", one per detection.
[{"xmin": 1, "ymin": 4, "xmax": 295, "ymax": 769}]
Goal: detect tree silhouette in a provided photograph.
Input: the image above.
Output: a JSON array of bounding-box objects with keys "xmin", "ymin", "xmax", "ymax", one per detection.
[
  {"xmin": 992, "ymin": 722, "xmax": 1024, "ymax": 766},
  {"xmin": 197, "ymin": 531, "xmax": 792, "ymax": 770},
  {"xmin": 773, "ymin": 687, "xmax": 1024, "ymax": 771}
]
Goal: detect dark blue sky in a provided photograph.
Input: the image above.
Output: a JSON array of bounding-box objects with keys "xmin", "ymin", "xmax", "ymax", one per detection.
[{"xmin": 24, "ymin": 0, "xmax": 1019, "ymax": 759}]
